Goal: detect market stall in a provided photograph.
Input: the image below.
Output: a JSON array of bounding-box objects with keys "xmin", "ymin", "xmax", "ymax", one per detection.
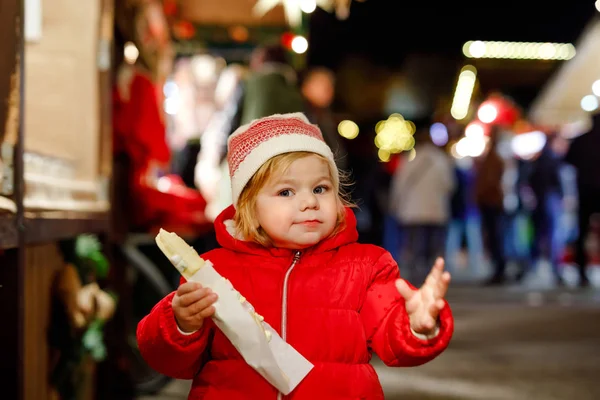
[
  {"xmin": 529, "ymin": 16, "xmax": 600, "ymax": 133},
  {"xmin": 0, "ymin": 0, "xmax": 114, "ymax": 399}
]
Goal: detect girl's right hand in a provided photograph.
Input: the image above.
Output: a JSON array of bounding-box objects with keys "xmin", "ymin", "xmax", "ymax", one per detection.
[{"xmin": 172, "ymin": 282, "xmax": 218, "ymax": 333}]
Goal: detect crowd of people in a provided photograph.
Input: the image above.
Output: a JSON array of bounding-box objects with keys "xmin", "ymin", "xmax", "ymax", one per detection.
[{"xmin": 383, "ymin": 116, "xmax": 600, "ymax": 289}]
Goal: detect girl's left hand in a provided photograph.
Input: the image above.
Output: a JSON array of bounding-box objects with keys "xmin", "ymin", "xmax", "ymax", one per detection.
[{"xmin": 395, "ymin": 258, "xmax": 451, "ymax": 335}]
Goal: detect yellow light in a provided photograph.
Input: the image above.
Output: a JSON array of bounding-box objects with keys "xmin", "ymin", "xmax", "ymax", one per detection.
[
  {"xmin": 378, "ymin": 149, "xmax": 391, "ymax": 162},
  {"xmin": 124, "ymin": 41, "xmax": 139, "ymax": 64},
  {"xmin": 465, "ymin": 122, "xmax": 485, "ymax": 139},
  {"xmin": 407, "ymin": 148, "xmax": 416, "ymax": 162},
  {"xmin": 592, "ymin": 80, "xmax": 600, "ymax": 97},
  {"xmin": 374, "ymin": 114, "xmax": 417, "ymax": 154},
  {"xmin": 462, "ymin": 41, "xmax": 473, "ymax": 57},
  {"xmin": 450, "ymin": 65, "xmax": 477, "ymax": 120},
  {"xmin": 404, "ymin": 135, "xmax": 415, "ymax": 151},
  {"xmin": 254, "ymin": 0, "xmax": 324, "ymax": 27},
  {"xmin": 596, "ymin": 0, "xmax": 600, "ymax": 12},
  {"xmin": 375, "ymin": 120, "xmax": 387, "ymax": 133},
  {"xmin": 337, "ymin": 120, "xmax": 359, "ymax": 139},
  {"xmin": 291, "ymin": 35, "xmax": 308, "ymax": 54},
  {"xmin": 477, "ymin": 104, "xmax": 498, "ymax": 124},
  {"xmin": 299, "ymin": 0, "xmax": 317, "ymax": 13},
  {"xmin": 462, "ymin": 40, "xmax": 576, "ymax": 60},
  {"xmin": 374, "ymin": 135, "xmax": 382, "ymax": 149},
  {"xmin": 538, "ymin": 43, "xmax": 555, "ymax": 59},
  {"xmin": 469, "ymin": 41, "xmax": 486, "ymax": 58},
  {"xmin": 406, "ymin": 120, "xmax": 416, "ymax": 135},
  {"xmin": 450, "ymin": 142, "xmax": 463, "ymax": 159}
]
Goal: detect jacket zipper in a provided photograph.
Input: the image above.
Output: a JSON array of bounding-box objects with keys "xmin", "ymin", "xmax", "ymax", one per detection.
[{"xmin": 277, "ymin": 251, "xmax": 301, "ymax": 400}]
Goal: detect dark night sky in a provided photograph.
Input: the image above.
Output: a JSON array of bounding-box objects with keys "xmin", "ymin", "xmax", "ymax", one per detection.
[
  {"xmin": 308, "ymin": 1, "xmax": 596, "ymax": 68},
  {"xmin": 307, "ymin": 1, "xmax": 597, "ymax": 112}
]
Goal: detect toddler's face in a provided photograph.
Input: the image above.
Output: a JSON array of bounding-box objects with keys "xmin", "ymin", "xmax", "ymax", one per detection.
[{"xmin": 255, "ymin": 155, "xmax": 339, "ymax": 249}]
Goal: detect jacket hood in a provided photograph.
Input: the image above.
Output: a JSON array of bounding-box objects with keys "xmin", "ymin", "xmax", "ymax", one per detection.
[{"xmin": 213, "ymin": 204, "xmax": 358, "ymax": 257}]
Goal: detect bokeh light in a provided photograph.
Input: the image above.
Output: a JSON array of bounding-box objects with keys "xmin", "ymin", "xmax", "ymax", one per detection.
[
  {"xmin": 430, "ymin": 123, "xmax": 448, "ymax": 146},
  {"xmin": 374, "ymin": 114, "xmax": 416, "ymax": 154},
  {"xmin": 337, "ymin": 120, "xmax": 359, "ymax": 139},
  {"xmin": 291, "ymin": 35, "xmax": 309, "ymax": 54},
  {"xmin": 581, "ymin": 95, "xmax": 599, "ymax": 112}
]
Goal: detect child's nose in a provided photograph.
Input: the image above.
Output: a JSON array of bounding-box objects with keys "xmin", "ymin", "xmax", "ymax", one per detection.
[{"xmin": 300, "ymin": 192, "xmax": 319, "ymax": 210}]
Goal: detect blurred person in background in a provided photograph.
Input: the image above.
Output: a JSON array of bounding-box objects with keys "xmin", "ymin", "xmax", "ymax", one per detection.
[
  {"xmin": 300, "ymin": 67, "xmax": 348, "ymax": 170},
  {"xmin": 445, "ymin": 156, "xmax": 484, "ymax": 277},
  {"xmin": 194, "ymin": 64, "xmax": 247, "ymax": 221},
  {"xmin": 389, "ymin": 118, "xmax": 455, "ymax": 285},
  {"xmin": 474, "ymin": 127, "xmax": 507, "ymax": 285},
  {"xmin": 565, "ymin": 111, "xmax": 600, "ymax": 287},
  {"xmin": 383, "ymin": 154, "xmax": 405, "ymax": 262},
  {"xmin": 194, "ymin": 44, "xmax": 305, "ymax": 221},
  {"xmin": 503, "ymin": 155, "xmax": 532, "ymax": 279},
  {"xmin": 518, "ymin": 133, "xmax": 566, "ymax": 287},
  {"xmin": 170, "ymin": 54, "xmax": 226, "ymax": 188},
  {"xmin": 240, "ymin": 44, "xmax": 305, "ymax": 124}
]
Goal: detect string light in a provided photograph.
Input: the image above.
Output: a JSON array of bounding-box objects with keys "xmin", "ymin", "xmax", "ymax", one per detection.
[
  {"xmin": 450, "ymin": 65, "xmax": 477, "ymax": 120},
  {"xmin": 462, "ymin": 41, "xmax": 576, "ymax": 60},
  {"xmin": 581, "ymin": 95, "xmax": 599, "ymax": 112},
  {"xmin": 291, "ymin": 35, "xmax": 308, "ymax": 54}
]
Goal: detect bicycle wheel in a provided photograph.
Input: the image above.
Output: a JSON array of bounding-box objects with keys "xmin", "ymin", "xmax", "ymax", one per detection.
[{"xmin": 122, "ymin": 237, "xmax": 176, "ymax": 395}]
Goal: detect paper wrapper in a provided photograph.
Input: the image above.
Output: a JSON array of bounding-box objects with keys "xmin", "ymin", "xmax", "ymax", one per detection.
[{"xmin": 170, "ymin": 259, "xmax": 313, "ymax": 394}]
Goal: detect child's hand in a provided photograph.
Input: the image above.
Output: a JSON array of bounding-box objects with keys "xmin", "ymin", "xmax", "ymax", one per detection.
[
  {"xmin": 395, "ymin": 258, "xmax": 451, "ymax": 336},
  {"xmin": 172, "ymin": 282, "xmax": 218, "ymax": 333}
]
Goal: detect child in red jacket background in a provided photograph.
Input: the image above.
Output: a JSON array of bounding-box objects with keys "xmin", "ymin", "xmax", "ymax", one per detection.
[{"xmin": 137, "ymin": 113, "xmax": 454, "ymax": 399}]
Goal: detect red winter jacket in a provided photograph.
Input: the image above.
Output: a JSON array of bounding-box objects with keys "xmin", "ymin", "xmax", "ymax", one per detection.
[{"xmin": 137, "ymin": 205, "xmax": 454, "ymax": 399}]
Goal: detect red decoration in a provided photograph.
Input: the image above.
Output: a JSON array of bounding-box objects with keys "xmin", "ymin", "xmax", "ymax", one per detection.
[
  {"xmin": 478, "ymin": 93, "xmax": 521, "ymax": 128},
  {"xmin": 281, "ymin": 32, "xmax": 295, "ymax": 49},
  {"xmin": 113, "ymin": 66, "xmax": 209, "ymax": 232},
  {"xmin": 229, "ymin": 25, "xmax": 249, "ymax": 43},
  {"xmin": 512, "ymin": 119, "xmax": 536, "ymax": 134},
  {"xmin": 163, "ymin": 0, "xmax": 178, "ymax": 17},
  {"xmin": 173, "ymin": 20, "xmax": 196, "ymax": 40},
  {"xmin": 382, "ymin": 153, "xmax": 402, "ymax": 174}
]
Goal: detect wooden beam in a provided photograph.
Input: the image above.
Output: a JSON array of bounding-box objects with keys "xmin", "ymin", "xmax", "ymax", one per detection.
[
  {"xmin": 0, "ymin": 248, "xmax": 24, "ymax": 400},
  {"xmin": 0, "ymin": 0, "xmax": 19, "ymax": 145}
]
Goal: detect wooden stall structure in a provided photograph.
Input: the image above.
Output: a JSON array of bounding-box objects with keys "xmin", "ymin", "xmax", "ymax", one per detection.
[
  {"xmin": 169, "ymin": 0, "xmax": 289, "ymax": 59},
  {"xmin": 0, "ymin": 0, "xmax": 114, "ymax": 399},
  {"xmin": 179, "ymin": 0, "xmax": 286, "ymax": 26},
  {"xmin": 529, "ymin": 16, "xmax": 600, "ymax": 132}
]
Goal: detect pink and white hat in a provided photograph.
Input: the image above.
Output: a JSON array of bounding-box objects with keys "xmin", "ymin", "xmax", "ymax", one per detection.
[{"xmin": 227, "ymin": 113, "xmax": 338, "ymax": 207}]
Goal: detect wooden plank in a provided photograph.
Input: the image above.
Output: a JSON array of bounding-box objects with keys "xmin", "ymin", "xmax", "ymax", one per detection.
[
  {"xmin": 179, "ymin": 0, "xmax": 286, "ymax": 26},
  {"xmin": 0, "ymin": 0, "xmax": 20, "ymax": 145},
  {"xmin": 0, "ymin": 0, "xmax": 24, "ymax": 395},
  {"xmin": 97, "ymin": 0, "xmax": 113, "ymax": 180},
  {"xmin": 0, "ymin": 213, "xmax": 18, "ymax": 249},
  {"xmin": 23, "ymin": 244, "xmax": 64, "ymax": 400},
  {"xmin": 24, "ymin": 0, "xmax": 100, "ymax": 182},
  {"xmin": 0, "ymin": 248, "xmax": 23, "ymax": 399},
  {"xmin": 23, "ymin": 212, "xmax": 109, "ymax": 245}
]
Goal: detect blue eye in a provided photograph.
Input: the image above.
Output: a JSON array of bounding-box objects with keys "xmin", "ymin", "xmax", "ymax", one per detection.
[
  {"xmin": 278, "ymin": 189, "xmax": 292, "ymax": 197},
  {"xmin": 313, "ymin": 186, "xmax": 328, "ymax": 194}
]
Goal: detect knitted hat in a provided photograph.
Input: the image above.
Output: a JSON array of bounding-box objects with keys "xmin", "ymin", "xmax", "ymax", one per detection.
[{"xmin": 227, "ymin": 113, "xmax": 337, "ymax": 207}]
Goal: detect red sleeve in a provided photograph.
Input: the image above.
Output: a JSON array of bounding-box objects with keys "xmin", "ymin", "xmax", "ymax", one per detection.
[
  {"xmin": 136, "ymin": 291, "xmax": 213, "ymax": 379},
  {"xmin": 129, "ymin": 74, "xmax": 171, "ymax": 165},
  {"xmin": 360, "ymin": 251, "xmax": 454, "ymax": 367}
]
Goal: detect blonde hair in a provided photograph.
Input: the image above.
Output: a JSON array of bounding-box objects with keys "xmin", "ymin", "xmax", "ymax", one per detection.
[{"xmin": 234, "ymin": 152, "xmax": 353, "ymax": 247}]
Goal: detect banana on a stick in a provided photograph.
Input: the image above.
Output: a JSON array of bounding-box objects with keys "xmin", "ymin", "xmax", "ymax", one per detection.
[
  {"xmin": 155, "ymin": 229, "xmax": 206, "ymax": 279},
  {"xmin": 155, "ymin": 229, "xmax": 272, "ymax": 342}
]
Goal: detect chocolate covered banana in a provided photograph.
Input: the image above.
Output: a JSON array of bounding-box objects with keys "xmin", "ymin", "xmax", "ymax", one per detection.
[
  {"xmin": 155, "ymin": 229, "xmax": 272, "ymax": 342},
  {"xmin": 155, "ymin": 229, "xmax": 206, "ymax": 279}
]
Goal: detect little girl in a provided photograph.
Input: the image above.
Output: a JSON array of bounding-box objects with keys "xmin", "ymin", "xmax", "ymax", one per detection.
[{"xmin": 137, "ymin": 113, "xmax": 454, "ymax": 399}]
